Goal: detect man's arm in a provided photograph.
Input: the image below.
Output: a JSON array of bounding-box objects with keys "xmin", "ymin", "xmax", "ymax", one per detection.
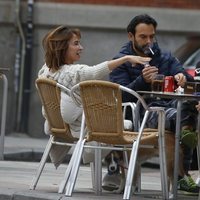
[
  {"xmin": 167, "ymin": 54, "xmax": 194, "ymax": 87},
  {"xmin": 109, "ymin": 63, "xmax": 151, "ymax": 102},
  {"xmin": 168, "ymin": 54, "xmax": 194, "ymax": 81}
]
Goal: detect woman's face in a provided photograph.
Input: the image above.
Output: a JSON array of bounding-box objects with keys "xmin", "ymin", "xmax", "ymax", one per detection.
[{"xmin": 65, "ymin": 34, "xmax": 83, "ymax": 64}]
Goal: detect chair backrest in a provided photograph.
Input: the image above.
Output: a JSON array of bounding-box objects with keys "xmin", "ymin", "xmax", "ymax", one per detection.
[
  {"xmin": 35, "ymin": 78, "xmax": 75, "ymax": 141},
  {"xmin": 80, "ymin": 80, "xmax": 124, "ymax": 134},
  {"xmin": 71, "ymin": 80, "xmax": 149, "ymax": 144}
]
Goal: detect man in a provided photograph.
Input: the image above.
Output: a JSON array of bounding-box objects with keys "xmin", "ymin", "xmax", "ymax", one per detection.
[{"xmin": 104, "ymin": 14, "xmax": 199, "ymax": 195}]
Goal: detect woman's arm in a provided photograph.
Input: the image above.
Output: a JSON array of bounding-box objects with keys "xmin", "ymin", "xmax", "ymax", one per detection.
[{"xmin": 107, "ymin": 55, "xmax": 151, "ymax": 71}]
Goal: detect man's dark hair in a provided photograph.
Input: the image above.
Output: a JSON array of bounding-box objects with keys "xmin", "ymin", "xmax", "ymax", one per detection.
[{"xmin": 127, "ymin": 14, "xmax": 157, "ymax": 35}]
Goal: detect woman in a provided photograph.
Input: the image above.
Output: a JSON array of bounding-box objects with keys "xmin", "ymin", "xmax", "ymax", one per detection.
[{"xmin": 38, "ymin": 25, "xmax": 151, "ymax": 166}]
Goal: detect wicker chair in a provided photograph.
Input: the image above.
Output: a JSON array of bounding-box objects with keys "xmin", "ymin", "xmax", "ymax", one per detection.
[
  {"xmin": 61, "ymin": 80, "xmax": 169, "ymax": 199},
  {"xmin": 30, "ymin": 78, "xmax": 78, "ymax": 190}
]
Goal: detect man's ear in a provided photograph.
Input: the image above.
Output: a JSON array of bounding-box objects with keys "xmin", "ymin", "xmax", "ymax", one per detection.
[{"xmin": 128, "ymin": 32, "xmax": 134, "ymax": 40}]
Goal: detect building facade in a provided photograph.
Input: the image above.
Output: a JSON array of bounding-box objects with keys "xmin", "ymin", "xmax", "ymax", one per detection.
[{"xmin": 0, "ymin": 0, "xmax": 200, "ymax": 137}]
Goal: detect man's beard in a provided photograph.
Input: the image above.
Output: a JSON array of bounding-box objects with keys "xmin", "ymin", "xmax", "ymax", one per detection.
[{"xmin": 134, "ymin": 42, "xmax": 154, "ymax": 57}]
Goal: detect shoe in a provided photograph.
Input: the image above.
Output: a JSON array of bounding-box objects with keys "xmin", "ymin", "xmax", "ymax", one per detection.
[
  {"xmin": 102, "ymin": 172, "xmax": 121, "ymax": 191},
  {"xmin": 181, "ymin": 130, "xmax": 197, "ymax": 149},
  {"xmin": 178, "ymin": 175, "xmax": 199, "ymax": 195}
]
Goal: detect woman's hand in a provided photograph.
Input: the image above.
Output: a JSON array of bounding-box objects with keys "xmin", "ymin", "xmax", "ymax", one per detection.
[
  {"xmin": 174, "ymin": 73, "xmax": 186, "ymax": 87},
  {"xmin": 129, "ymin": 56, "xmax": 151, "ymax": 66}
]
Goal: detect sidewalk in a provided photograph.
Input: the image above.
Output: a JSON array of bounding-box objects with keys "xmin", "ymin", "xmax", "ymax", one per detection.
[
  {"xmin": 0, "ymin": 160, "xmax": 162, "ymax": 200},
  {"xmin": 0, "ymin": 134, "xmax": 199, "ymax": 200}
]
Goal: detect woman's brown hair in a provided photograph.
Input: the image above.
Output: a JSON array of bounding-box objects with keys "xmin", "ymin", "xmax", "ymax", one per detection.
[{"xmin": 42, "ymin": 25, "xmax": 81, "ymax": 71}]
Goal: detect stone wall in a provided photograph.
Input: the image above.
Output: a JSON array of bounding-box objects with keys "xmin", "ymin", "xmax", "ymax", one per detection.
[{"xmin": 0, "ymin": 1, "xmax": 200, "ymax": 137}]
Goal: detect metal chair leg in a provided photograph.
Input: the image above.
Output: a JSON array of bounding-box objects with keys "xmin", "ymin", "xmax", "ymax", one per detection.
[
  {"xmin": 123, "ymin": 111, "xmax": 149, "ymax": 200},
  {"xmin": 135, "ymin": 165, "xmax": 141, "ymax": 193},
  {"xmin": 58, "ymin": 140, "xmax": 80, "ymax": 193},
  {"xmin": 90, "ymin": 162, "xmax": 95, "ymax": 190},
  {"xmin": 65, "ymin": 139, "xmax": 86, "ymax": 196},
  {"xmin": 30, "ymin": 137, "xmax": 53, "ymax": 190},
  {"xmin": 123, "ymin": 142, "xmax": 138, "ymax": 200},
  {"xmin": 94, "ymin": 143, "xmax": 102, "ymax": 195}
]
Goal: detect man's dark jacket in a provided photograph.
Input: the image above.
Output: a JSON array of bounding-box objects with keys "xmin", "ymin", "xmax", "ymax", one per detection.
[{"xmin": 109, "ymin": 41, "xmax": 194, "ymax": 102}]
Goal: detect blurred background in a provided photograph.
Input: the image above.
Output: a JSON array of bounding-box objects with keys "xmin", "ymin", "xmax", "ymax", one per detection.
[{"xmin": 0, "ymin": 0, "xmax": 200, "ymax": 138}]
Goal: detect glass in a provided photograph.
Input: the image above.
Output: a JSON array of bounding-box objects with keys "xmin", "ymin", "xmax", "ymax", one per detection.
[
  {"xmin": 184, "ymin": 81, "xmax": 200, "ymax": 94},
  {"xmin": 151, "ymin": 74, "xmax": 165, "ymax": 92}
]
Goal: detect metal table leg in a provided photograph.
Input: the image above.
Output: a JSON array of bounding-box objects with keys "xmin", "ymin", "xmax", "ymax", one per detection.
[
  {"xmin": 0, "ymin": 73, "xmax": 8, "ymax": 160},
  {"xmin": 196, "ymin": 113, "xmax": 200, "ymax": 187},
  {"xmin": 173, "ymin": 100, "xmax": 182, "ymax": 199}
]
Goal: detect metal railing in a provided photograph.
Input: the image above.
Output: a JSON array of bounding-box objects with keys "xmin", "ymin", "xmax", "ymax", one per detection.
[{"xmin": 0, "ymin": 68, "xmax": 8, "ymax": 160}]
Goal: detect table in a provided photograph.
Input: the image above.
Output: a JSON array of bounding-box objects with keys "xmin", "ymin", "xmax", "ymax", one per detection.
[
  {"xmin": 137, "ymin": 90, "xmax": 200, "ymax": 199},
  {"xmin": 0, "ymin": 68, "xmax": 9, "ymax": 160}
]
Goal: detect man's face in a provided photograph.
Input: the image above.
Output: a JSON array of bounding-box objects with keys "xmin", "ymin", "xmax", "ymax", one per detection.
[{"xmin": 128, "ymin": 23, "xmax": 156, "ymax": 56}]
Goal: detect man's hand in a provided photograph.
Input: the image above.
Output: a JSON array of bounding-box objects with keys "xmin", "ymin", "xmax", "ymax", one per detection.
[
  {"xmin": 142, "ymin": 66, "xmax": 158, "ymax": 83},
  {"xmin": 174, "ymin": 73, "xmax": 186, "ymax": 87}
]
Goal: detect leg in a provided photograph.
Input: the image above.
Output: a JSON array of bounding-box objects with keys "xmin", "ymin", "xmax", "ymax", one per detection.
[{"xmin": 30, "ymin": 137, "xmax": 53, "ymax": 190}]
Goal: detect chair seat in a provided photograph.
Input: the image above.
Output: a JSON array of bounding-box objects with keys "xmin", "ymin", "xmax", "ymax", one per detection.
[{"xmin": 86, "ymin": 130, "xmax": 159, "ymax": 145}]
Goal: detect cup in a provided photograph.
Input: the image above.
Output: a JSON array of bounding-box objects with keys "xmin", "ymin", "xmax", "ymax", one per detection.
[
  {"xmin": 184, "ymin": 81, "xmax": 200, "ymax": 94},
  {"xmin": 184, "ymin": 82, "xmax": 195, "ymax": 94},
  {"xmin": 151, "ymin": 74, "xmax": 165, "ymax": 92}
]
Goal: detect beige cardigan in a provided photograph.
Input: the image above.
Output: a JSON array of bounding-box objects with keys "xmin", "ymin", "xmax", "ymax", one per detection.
[{"xmin": 38, "ymin": 61, "xmax": 110, "ymax": 138}]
